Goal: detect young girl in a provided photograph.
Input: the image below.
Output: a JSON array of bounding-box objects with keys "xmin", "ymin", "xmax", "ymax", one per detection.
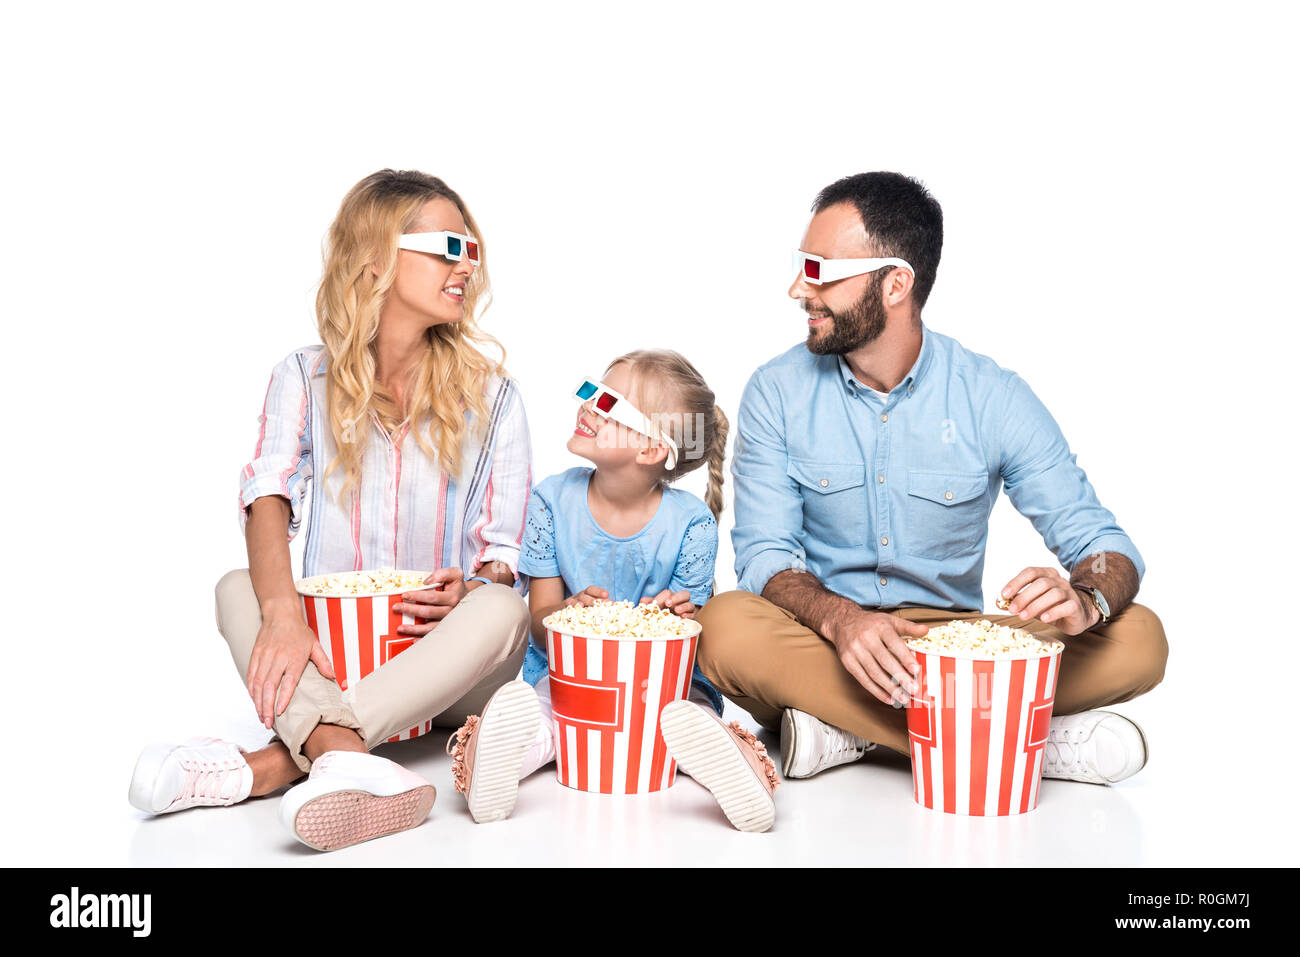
[{"xmin": 446, "ymin": 349, "xmax": 779, "ymax": 832}]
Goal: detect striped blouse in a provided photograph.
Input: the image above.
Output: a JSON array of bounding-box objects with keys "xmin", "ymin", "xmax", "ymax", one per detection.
[{"xmin": 237, "ymin": 345, "xmax": 532, "ymax": 589}]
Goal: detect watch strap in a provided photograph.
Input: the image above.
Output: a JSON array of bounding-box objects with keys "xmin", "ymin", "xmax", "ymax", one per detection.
[{"xmin": 1078, "ymin": 585, "xmax": 1109, "ymax": 625}]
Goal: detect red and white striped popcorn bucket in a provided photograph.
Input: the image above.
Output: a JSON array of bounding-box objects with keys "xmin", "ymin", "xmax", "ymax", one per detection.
[
  {"xmin": 906, "ymin": 644, "xmax": 1062, "ymax": 816},
  {"xmin": 295, "ymin": 571, "xmax": 441, "ymax": 743},
  {"xmin": 544, "ymin": 620, "xmax": 702, "ymax": 794}
]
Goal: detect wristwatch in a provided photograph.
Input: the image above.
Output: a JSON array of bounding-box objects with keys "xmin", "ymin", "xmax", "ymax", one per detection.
[{"xmin": 1077, "ymin": 586, "xmax": 1110, "ymax": 626}]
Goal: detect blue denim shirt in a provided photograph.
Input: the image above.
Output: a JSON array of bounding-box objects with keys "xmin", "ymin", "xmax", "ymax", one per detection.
[{"xmin": 732, "ymin": 325, "xmax": 1144, "ymax": 610}]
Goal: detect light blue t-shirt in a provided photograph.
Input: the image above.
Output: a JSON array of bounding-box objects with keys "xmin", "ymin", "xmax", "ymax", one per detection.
[{"xmin": 518, "ymin": 467, "xmax": 723, "ymax": 713}]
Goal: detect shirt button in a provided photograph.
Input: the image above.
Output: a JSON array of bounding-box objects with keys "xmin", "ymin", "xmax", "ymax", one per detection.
[
  {"xmin": 879, "ymin": 577, "xmax": 888, "ymax": 586},
  {"xmin": 880, "ymin": 413, "xmax": 888, "ymax": 423},
  {"xmin": 819, "ymin": 478, "xmax": 829, "ymax": 488},
  {"xmin": 877, "ymin": 474, "xmax": 885, "ymax": 484},
  {"xmin": 945, "ymin": 491, "xmax": 953, "ymax": 501},
  {"xmin": 881, "ymin": 536, "xmax": 889, "ymax": 546},
  {"xmin": 908, "ymin": 385, "xmax": 914, "ymax": 394}
]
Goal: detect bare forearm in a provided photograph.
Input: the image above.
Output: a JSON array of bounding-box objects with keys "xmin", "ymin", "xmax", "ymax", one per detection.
[
  {"xmin": 469, "ymin": 559, "xmax": 515, "ymax": 588},
  {"xmin": 761, "ymin": 568, "xmax": 861, "ymax": 638},
  {"xmin": 1069, "ymin": 551, "xmax": 1140, "ymax": 618},
  {"xmin": 528, "ymin": 602, "xmax": 565, "ymax": 645},
  {"xmin": 245, "ymin": 496, "xmax": 303, "ymax": 624}
]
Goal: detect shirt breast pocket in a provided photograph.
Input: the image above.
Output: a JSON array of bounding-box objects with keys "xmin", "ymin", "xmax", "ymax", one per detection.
[
  {"xmin": 905, "ymin": 469, "xmax": 991, "ymax": 561},
  {"xmin": 787, "ymin": 458, "xmax": 868, "ymax": 548}
]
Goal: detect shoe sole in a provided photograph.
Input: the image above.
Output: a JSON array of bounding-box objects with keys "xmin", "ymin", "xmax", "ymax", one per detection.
[
  {"xmin": 779, "ymin": 709, "xmax": 802, "ymax": 779},
  {"xmin": 466, "ymin": 681, "xmax": 541, "ymax": 824},
  {"xmin": 289, "ymin": 783, "xmax": 436, "ymax": 851},
  {"xmin": 660, "ymin": 703, "xmax": 775, "ymax": 833}
]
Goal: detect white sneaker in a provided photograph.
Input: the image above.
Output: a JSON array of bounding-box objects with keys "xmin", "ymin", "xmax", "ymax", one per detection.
[
  {"xmin": 779, "ymin": 708, "xmax": 876, "ymax": 779},
  {"xmin": 660, "ymin": 701, "xmax": 779, "ymax": 833},
  {"xmin": 446, "ymin": 680, "xmax": 542, "ymax": 823},
  {"xmin": 1042, "ymin": 710, "xmax": 1148, "ymax": 785},
  {"xmin": 279, "ymin": 751, "xmax": 436, "ymax": 851},
  {"xmin": 129, "ymin": 737, "xmax": 254, "ymax": 815}
]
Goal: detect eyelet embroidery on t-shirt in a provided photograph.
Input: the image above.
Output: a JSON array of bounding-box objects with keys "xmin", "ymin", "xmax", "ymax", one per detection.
[
  {"xmin": 675, "ymin": 514, "xmax": 717, "ymax": 582},
  {"xmin": 524, "ymin": 495, "xmax": 556, "ymax": 562}
]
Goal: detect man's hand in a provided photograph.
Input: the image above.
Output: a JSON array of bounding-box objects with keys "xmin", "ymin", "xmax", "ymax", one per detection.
[
  {"xmin": 1000, "ymin": 566, "xmax": 1099, "ymax": 636},
  {"xmin": 247, "ymin": 610, "xmax": 336, "ymax": 729},
  {"xmin": 823, "ymin": 606, "xmax": 929, "ymax": 707},
  {"xmin": 642, "ymin": 589, "xmax": 696, "ymax": 619},
  {"xmin": 563, "ymin": 586, "xmax": 609, "ymax": 608},
  {"xmin": 392, "ymin": 567, "xmax": 464, "ymax": 637}
]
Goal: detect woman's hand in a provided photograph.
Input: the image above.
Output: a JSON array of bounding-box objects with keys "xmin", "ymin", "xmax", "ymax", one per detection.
[
  {"xmin": 643, "ymin": 589, "xmax": 696, "ymax": 619},
  {"xmin": 247, "ymin": 608, "xmax": 336, "ymax": 729},
  {"xmin": 392, "ymin": 567, "xmax": 466, "ymax": 637},
  {"xmin": 563, "ymin": 586, "xmax": 609, "ymax": 609}
]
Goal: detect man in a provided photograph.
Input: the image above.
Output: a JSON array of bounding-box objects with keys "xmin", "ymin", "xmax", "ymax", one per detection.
[{"xmin": 696, "ymin": 172, "xmax": 1167, "ymax": 786}]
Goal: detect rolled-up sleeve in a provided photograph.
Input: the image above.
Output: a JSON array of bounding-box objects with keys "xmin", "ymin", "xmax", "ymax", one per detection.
[
  {"xmin": 238, "ymin": 353, "xmax": 312, "ymax": 541},
  {"xmin": 998, "ymin": 373, "xmax": 1145, "ymax": 581},
  {"xmin": 732, "ymin": 368, "xmax": 806, "ymax": 595},
  {"xmin": 468, "ymin": 379, "xmax": 532, "ymax": 581}
]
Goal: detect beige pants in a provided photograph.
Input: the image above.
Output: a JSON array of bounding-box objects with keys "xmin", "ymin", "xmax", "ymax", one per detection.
[
  {"xmin": 215, "ymin": 569, "xmax": 530, "ymax": 772},
  {"xmin": 696, "ymin": 591, "xmax": 1168, "ymax": 755}
]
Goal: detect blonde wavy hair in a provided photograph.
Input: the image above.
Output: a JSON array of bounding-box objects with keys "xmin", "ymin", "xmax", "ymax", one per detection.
[
  {"xmin": 606, "ymin": 349, "xmax": 730, "ymax": 521},
  {"xmin": 317, "ymin": 169, "xmax": 506, "ymax": 506}
]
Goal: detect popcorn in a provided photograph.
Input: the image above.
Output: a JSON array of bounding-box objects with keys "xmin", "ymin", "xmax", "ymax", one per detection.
[
  {"xmin": 906, "ymin": 618, "xmax": 1063, "ymax": 659},
  {"xmin": 297, "ymin": 568, "xmax": 433, "ymax": 597},
  {"xmin": 995, "ymin": 595, "xmax": 1012, "ymax": 611},
  {"xmin": 544, "ymin": 599, "xmax": 695, "ymax": 638}
]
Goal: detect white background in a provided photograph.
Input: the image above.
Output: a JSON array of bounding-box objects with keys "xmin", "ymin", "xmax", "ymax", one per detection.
[{"xmin": 3, "ymin": 1, "xmax": 1296, "ymax": 866}]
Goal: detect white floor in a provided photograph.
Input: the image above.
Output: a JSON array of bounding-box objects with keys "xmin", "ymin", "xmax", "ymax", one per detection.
[
  {"xmin": 13, "ymin": 518, "xmax": 1295, "ymax": 867},
  {"xmin": 29, "ymin": 684, "xmax": 1288, "ymax": 868}
]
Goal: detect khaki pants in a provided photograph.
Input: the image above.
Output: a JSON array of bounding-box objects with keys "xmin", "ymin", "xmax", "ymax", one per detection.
[
  {"xmin": 696, "ymin": 591, "xmax": 1168, "ymax": 755},
  {"xmin": 215, "ymin": 569, "xmax": 530, "ymax": 772}
]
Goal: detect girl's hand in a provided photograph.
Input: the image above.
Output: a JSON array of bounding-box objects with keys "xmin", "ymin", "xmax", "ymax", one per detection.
[
  {"xmin": 642, "ymin": 589, "xmax": 695, "ymax": 619},
  {"xmin": 563, "ymin": 586, "xmax": 609, "ymax": 609},
  {"xmin": 392, "ymin": 567, "xmax": 465, "ymax": 637}
]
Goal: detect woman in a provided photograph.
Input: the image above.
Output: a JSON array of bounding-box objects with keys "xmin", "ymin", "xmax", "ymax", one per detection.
[{"xmin": 127, "ymin": 170, "xmax": 534, "ymax": 851}]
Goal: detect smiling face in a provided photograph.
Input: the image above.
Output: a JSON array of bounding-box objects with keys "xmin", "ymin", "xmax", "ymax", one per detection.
[
  {"xmin": 789, "ymin": 202, "xmax": 889, "ymax": 354},
  {"xmin": 567, "ymin": 363, "xmax": 667, "ymax": 469},
  {"xmin": 387, "ymin": 196, "xmax": 476, "ymax": 329}
]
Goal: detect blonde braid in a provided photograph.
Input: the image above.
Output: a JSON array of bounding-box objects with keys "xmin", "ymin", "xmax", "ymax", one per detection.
[{"xmin": 704, "ymin": 404, "xmax": 730, "ymax": 521}]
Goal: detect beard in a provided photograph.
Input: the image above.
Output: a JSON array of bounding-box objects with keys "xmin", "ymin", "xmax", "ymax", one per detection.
[{"xmin": 804, "ymin": 272, "xmax": 888, "ymax": 355}]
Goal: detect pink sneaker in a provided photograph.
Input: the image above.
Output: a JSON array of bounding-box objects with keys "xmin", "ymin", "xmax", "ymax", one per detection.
[
  {"xmin": 279, "ymin": 751, "xmax": 436, "ymax": 851},
  {"xmin": 659, "ymin": 701, "xmax": 779, "ymax": 833},
  {"xmin": 128, "ymin": 737, "xmax": 253, "ymax": 815},
  {"xmin": 447, "ymin": 680, "xmax": 541, "ymax": 823}
]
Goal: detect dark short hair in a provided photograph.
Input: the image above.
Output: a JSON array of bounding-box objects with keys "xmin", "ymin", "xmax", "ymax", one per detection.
[{"xmin": 813, "ymin": 172, "xmax": 944, "ymax": 309}]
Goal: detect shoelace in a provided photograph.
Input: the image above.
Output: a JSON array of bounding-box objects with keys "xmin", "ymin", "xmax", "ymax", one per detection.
[
  {"xmin": 174, "ymin": 757, "xmax": 244, "ymax": 807},
  {"xmin": 825, "ymin": 726, "xmax": 875, "ymax": 762},
  {"xmin": 1044, "ymin": 728, "xmax": 1089, "ymax": 776}
]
